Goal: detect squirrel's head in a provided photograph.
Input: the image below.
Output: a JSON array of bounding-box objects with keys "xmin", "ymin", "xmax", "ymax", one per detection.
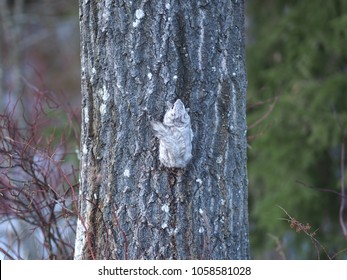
[{"xmin": 163, "ymin": 99, "xmax": 190, "ymax": 126}]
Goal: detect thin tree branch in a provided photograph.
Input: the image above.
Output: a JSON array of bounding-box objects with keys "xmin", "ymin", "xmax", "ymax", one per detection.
[{"xmin": 339, "ymin": 143, "xmax": 347, "ymax": 239}]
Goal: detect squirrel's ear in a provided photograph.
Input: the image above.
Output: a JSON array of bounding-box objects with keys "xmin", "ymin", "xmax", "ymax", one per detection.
[{"xmin": 166, "ymin": 101, "xmax": 173, "ymax": 109}]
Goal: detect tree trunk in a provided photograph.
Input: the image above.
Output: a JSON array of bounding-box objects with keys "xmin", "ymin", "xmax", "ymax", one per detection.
[{"xmin": 75, "ymin": 0, "xmax": 249, "ymax": 260}]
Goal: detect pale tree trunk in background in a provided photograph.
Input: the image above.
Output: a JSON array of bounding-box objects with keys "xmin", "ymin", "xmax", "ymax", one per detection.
[
  {"xmin": 0, "ymin": 0, "xmax": 24, "ymax": 109},
  {"xmin": 75, "ymin": 0, "xmax": 249, "ymax": 260}
]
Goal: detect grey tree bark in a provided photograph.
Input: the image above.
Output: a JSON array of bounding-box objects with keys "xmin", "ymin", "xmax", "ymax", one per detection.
[{"xmin": 75, "ymin": 0, "xmax": 249, "ymax": 260}]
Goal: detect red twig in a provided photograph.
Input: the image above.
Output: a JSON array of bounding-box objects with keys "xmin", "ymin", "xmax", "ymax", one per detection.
[
  {"xmin": 112, "ymin": 204, "xmax": 128, "ymax": 260},
  {"xmin": 277, "ymin": 205, "xmax": 347, "ymax": 259},
  {"xmin": 248, "ymin": 95, "xmax": 278, "ymax": 130},
  {"xmin": 0, "ymin": 88, "xmax": 80, "ymax": 259}
]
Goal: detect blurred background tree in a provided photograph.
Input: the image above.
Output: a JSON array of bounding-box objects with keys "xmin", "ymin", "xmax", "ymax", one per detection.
[
  {"xmin": 0, "ymin": 0, "xmax": 80, "ymax": 259},
  {"xmin": 0, "ymin": 0, "xmax": 80, "ymax": 111},
  {"xmin": 246, "ymin": 0, "xmax": 347, "ymax": 259}
]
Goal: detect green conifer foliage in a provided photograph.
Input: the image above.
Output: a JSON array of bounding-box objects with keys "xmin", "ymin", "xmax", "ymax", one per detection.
[{"xmin": 247, "ymin": 0, "xmax": 347, "ymax": 259}]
